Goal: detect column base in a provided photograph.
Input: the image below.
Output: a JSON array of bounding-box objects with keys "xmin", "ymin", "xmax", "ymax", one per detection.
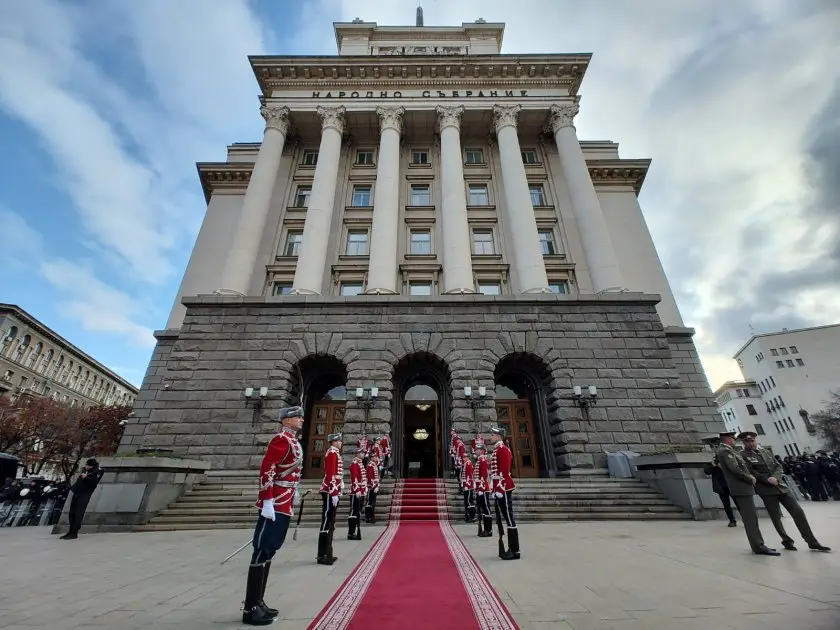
[
  {"xmin": 289, "ymin": 288, "xmax": 320, "ymax": 295},
  {"xmin": 364, "ymin": 288, "xmax": 398, "ymax": 295},
  {"xmin": 595, "ymin": 286, "xmax": 631, "ymax": 294},
  {"xmin": 522, "ymin": 286, "xmax": 554, "ymax": 294},
  {"xmin": 442, "ymin": 287, "xmax": 477, "ymax": 294},
  {"xmin": 213, "ymin": 288, "xmax": 246, "ymax": 297}
]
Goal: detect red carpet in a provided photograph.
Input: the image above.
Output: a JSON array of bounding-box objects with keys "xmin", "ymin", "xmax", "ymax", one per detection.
[
  {"xmin": 308, "ymin": 519, "xmax": 518, "ymax": 629},
  {"xmin": 389, "ymin": 478, "xmax": 447, "ymax": 521}
]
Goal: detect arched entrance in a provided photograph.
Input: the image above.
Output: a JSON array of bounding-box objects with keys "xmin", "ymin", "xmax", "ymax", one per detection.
[
  {"xmin": 391, "ymin": 352, "xmax": 452, "ymax": 478},
  {"xmin": 290, "ymin": 355, "xmax": 348, "ymax": 479},
  {"xmin": 494, "ymin": 353, "xmax": 553, "ymax": 478}
]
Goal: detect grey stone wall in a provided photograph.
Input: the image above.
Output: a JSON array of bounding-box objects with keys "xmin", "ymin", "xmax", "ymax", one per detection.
[{"xmin": 118, "ymin": 293, "xmax": 720, "ymax": 472}]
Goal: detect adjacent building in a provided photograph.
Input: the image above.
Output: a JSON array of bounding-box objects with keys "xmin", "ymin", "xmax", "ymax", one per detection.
[
  {"xmin": 713, "ymin": 380, "xmax": 787, "ymax": 454},
  {"xmin": 118, "ymin": 13, "xmax": 722, "ymax": 476},
  {"xmin": 0, "ymin": 304, "xmax": 137, "ymax": 408},
  {"xmin": 726, "ymin": 323, "xmax": 840, "ymax": 455}
]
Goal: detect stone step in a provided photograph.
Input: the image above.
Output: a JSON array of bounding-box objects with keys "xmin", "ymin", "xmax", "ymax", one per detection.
[{"xmin": 456, "ymin": 512, "xmax": 692, "ymax": 521}]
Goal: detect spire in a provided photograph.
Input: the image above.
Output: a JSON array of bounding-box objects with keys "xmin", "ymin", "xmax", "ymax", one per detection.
[{"xmin": 416, "ymin": 2, "xmax": 424, "ymax": 27}]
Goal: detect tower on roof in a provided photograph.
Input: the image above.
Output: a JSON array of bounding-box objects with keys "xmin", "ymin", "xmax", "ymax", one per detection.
[{"xmin": 416, "ymin": 4, "xmax": 424, "ymax": 27}]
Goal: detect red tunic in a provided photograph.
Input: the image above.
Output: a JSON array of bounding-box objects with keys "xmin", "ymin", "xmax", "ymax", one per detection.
[
  {"xmin": 358, "ymin": 437, "xmax": 371, "ymax": 457},
  {"xmin": 349, "ymin": 458, "xmax": 368, "ymax": 496},
  {"xmin": 319, "ymin": 446, "xmax": 343, "ymax": 497},
  {"xmin": 461, "ymin": 458, "xmax": 475, "ymax": 490},
  {"xmin": 449, "ymin": 432, "xmax": 458, "ymax": 457},
  {"xmin": 366, "ymin": 461, "xmax": 380, "ymax": 493},
  {"xmin": 380, "ymin": 435, "xmax": 391, "ymax": 456},
  {"xmin": 474, "ymin": 454, "xmax": 490, "ymax": 492},
  {"xmin": 256, "ymin": 427, "xmax": 303, "ymax": 516},
  {"xmin": 371, "ymin": 441, "xmax": 383, "ymax": 461},
  {"xmin": 456, "ymin": 439, "xmax": 466, "ymax": 461},
  {"xmin": 490, "ymin": 441, "xmax": 516, "ymax": 493}
]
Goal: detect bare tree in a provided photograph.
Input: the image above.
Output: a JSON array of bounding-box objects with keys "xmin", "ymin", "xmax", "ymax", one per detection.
[{"xmin": 812, "ymin": 390, "xmax": 840, "ymax": 452}]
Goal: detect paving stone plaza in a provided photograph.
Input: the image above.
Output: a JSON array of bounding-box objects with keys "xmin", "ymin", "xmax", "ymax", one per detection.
[{"xmin": 2, "ymin": 503, "xmax": 838, "ymax": 630}]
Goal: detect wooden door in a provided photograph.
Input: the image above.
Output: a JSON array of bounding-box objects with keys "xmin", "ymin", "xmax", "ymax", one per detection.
[
  {"xmin": 304, "ymin": 402, "xmax": 346, "ymax": 479},
  {"xmin": 494, "ymin": 401, "xmax": 540, "ymax": 478}
]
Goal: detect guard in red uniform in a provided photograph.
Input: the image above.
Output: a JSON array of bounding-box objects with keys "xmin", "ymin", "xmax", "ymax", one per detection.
[
  {"xmin": 461, "ymin": 451, "xmax": 476, "ymax": 522},
  {"xmin": 453, "ymin": 434, "xmax": 465, "ymax": 481},
  {"xmin": 473, "ymin": 437, "xmax": 493, "ymax": 537},
  {"xmin": 449, "ymin": 429, "xmax": 459, "ymax": 477},
  {"xmin": 317, "ymin": 432, "xmax": 343, "ymax": 566},
  {"xmin": 358, "ymin": 435, "xmax": 372, "ymax": 467},
  {"xmin": 490, "ymin": 426, "xmax": 519, "ymax": 560},
  {"xmin": 348, "ymin": 446, "xmax": 368, "ymax": 540},
  {"xmin": 365, "ymin": 454, "xmax": 381, "ymax": 523},
  {"xmin": 242, "ymin": 406, "xmax": 304, "ymax": 626},
  {"xmin": 371, "ymin": 439, "xmax": 383, "ymax": 466},
  {"xmin": 379, "ymin": 432, "xmax": 392, "ymax": 477}
]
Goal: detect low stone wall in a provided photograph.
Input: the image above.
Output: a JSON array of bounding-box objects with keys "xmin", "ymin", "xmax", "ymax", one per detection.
[{"xmin": 51, "ymin": 456, "xmax": 210, "ymax": 534}]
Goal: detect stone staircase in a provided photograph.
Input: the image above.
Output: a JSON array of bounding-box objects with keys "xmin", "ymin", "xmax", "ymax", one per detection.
[
  {"xmin": 134, "ymin": 470, "xmax": 395, "ymax": 532},
  {"xmin": 445, "ymin": 474, "xmax": 690, "ymax": 522}
]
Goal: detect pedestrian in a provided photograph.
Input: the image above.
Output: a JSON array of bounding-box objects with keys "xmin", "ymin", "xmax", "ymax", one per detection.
[
  {"xmin": 60, "ymin": 459, "xmax": 104, "ymax": 540},
  {"xmin": 703, "ymin": 446, "xmax": 738, "ymax": 527},
  {"xmin": 347, "ymin": 446, "xmax": 367, "ymax": 540},
  {"xmin": 473, "ymin": 437, "xmax": 493, "ymax": 537},
  {"xmin": 461, "ymin": 451, "xmax": 476, "ymax": 522},
  {"xmin": 365, "ymin": 454, "xmax": 380, "ymax": 524},
  {"xmin": 317, "ymin": 433, "xmax": 343, "ymax": 566},
  {"xmin": 490, "ymin": 426, "xmax": 519, "ymax": 560}
]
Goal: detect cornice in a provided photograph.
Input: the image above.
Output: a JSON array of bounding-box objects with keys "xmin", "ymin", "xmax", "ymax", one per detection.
[
  {"xmin": 586, "ymin": 159, "xmax": 651, "ymax": 196},
  {"xmin": 196, "ymin": 162, "xmax": 254, "ymax": 203}
]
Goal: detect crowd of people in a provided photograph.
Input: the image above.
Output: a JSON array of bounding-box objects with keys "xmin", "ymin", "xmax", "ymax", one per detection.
[
  {"xmin": 0, "ymin": 476, "xmax": 69, "ymax": 527},
  {"xmin": 779, "ymin": 452, "xmax": 840, "ymax": 501}
]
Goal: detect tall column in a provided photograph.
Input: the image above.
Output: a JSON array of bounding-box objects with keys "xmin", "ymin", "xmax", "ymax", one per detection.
[
  {"xmin": 365, "ymin": 106, "xmax": 405, "ymax": 294},
  {"xmin": 292, "ymin": 106, "xmax": 346, "ymax": 295},
  {"xmin": 216, "ymin": 106, "xmax": 290, "ymax": 296},
  {"xmin": 549, "ymin": 104, "xmax": 626, "ymax": 293},
  {"xmin": 493, "ymin": 105, "xmax": 551, "ymax": 294},
  {"xmin": 436, "ymin": 105, "xmax": 475, "ymax": 294}
]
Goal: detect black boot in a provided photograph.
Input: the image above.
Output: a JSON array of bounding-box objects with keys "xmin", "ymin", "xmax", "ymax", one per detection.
[
  {"xmin": 259, "ymin": 562, "xmax": 278, "ymax": 618},
  {"xmin": 317, "ymin": 533, "xmax": 334, "ymax": 565},
  {"xmin": 327, "ymin": 529, "xmax": 338, "ymax": 563},
  {"xmin": 242, "ymin": 565, "xmax": 273, "ymax": 626},
  {"xmin": 479, "ymin": 517, "xmax": 493, "ymax": 537},
  {"xmin": 501, "ymin": 528, "xmax": 520, "ymax": 560}
]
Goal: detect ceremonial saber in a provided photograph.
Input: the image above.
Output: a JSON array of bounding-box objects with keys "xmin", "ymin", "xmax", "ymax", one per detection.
[
  {"xmin": 292, "ymin": 490, "xmax": 312, "ymax": 541},
  {"xmin": 220, "ymin": 539, "xmax": 252, "ymax": 565}
]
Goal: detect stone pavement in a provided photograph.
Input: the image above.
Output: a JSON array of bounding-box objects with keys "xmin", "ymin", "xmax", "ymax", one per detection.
[{"xmin": 0, "ymin": 503, "xmax": 838, "ymax": 629}]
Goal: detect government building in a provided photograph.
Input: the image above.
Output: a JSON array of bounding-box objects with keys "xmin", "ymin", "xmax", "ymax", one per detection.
[{"xmin": 118, "ymin": 14, "xmax": 722, "ymax": 480}]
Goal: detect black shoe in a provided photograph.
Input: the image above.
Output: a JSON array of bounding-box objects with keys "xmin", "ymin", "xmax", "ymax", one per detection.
[
  {"xmin": 242, "ymin": 565, "xmax": 273, "ymax": 626},
  {"xmin": 317, "ymin": 556, "xmax": 335, "ymax": 566},
  {"xmin": 507, "ymin": 528, "xmax": 520, "ymax": 556},
  {"xmin": 61, "ymin": 533, "xmax": 78, "ymax": 540},
  {"xmin": 782, "ymin": 541, "xmax": 797, "ymax": 551},
  {"xmin": 316, "ymin": 533, "xmax": 327, "ymax": 563},
  {"xmin": 755, "ymin": 546, "xmax": 781, "ymax": 556},
  {"xmin": 242, "ymin": 605, "xmax": 274, "ymax": 626},
  {"xmin": 728, "ymin": 521, "xmax": 737, "ymax": 528},
  {"xmin": 500, "ymin": 549, "xmax": 521, "ymax": 560},
  {"xmin": 808, "ymin": 543, "xmax": 831, "ymax": 552}
]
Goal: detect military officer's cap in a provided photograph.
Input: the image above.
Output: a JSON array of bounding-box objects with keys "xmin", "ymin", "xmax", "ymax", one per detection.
[
  {"xmin": 490, "ymin": 426, "xmax": 506, "ymax": 437},
  {"xmin": 718, "ymin": 431, "xmax": 736, "ymax": 439},
  {"xmin": 473, "ymin": 436, "xmax": 486, "ymax": 450},
  {"xmin": 278, "ymin": 406, "xmax": 304, "ymax": 421},
  {"xmin": 737, "ymin": 431, "xmax": 758, "ymax": 440},
  {"xmin": 327, "ymin": 433, "xmax": 342, "ymax": 442}
]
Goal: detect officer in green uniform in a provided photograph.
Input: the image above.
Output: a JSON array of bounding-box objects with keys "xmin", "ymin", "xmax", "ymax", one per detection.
[
  {"xmin": 738, "ymin": 431, "xmax": 831, "ymax": 552},
  {"xmin": 715, "ymin": 431, "xmax": 779, "ymax": 556}
]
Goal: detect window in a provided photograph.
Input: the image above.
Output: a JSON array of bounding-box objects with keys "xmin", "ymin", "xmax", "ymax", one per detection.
[
  {"xmin": 355, "ymin": 149, "xmax": 375, "ymax": 165},
  {"xmin": 776, "ymin": 360, "xmax": 784, "ymax": 368},
  {"xmin": 785, "ymin": 359, "xmax": 794, "ymax": 367},
  {"xmin": 472, "ymin": 230, "xmax": 495, "ymax": 255},
  {"xmin": 294, "ymin": 186, "xmax": 311, "ymax": 208},
  {"xmin": 410, "ymin": 185, "xmax": 431, "ymax": 206},
  {"xmin": 778, "ymin": 395, "xmax": 785, "ymax": 407},
  {"xmin": 352, "ymin": 185, "xmax": 373, "ymax": 207},
  {"xmin": 411, "ymin": 149, "xmax": 429, "ymax": 165},
  {"xmin": 789, "ymin": 345, "xmax": 798, "ymax": 353},
  {"xmin": 272, "ymin": 282, "xmax": 293, "ymax": 295},
  {"xmin": 779, "ymin": 347, "xmax": 788, "ymax": 355},
  {"xmin": 770, "ymin": 348, "xmax": 778, "ymax": 356},
  {"xmin": 746, "ymin": 404, "xmax": 757, "ymax": 416},
  {"xmin": 548, "ymin": 281, "xmax": 569, "ymax": 294},
  {"xmin": 283, "ymin": 231, "xmax": 303, "ymax": 257},
  {"xmin": 409, "ymin": 230, "xmax": 432, "ymax": 255},
  {"xmin": 345, "ymin": 231, "xmax": 369, "ymax": 256},
  {"xmin": 477, "ymin": 282, "xmax": 501, "ymax": 295},
  {"xmin": 465, "ymin": 148, "xmax": 484, "ymax": 164},
  {"xmin": 795, "ymin": 358, "xmax": 804, "ymax": 366},
  {"xmin": 769, "ymin": 376, "xmax": 776, "ymax": 387},
  {"xmin": 521, "ymin": 149, "xmax": 538, "ymax": 164},
  {"xmin": 467, "ymin": 184, "xmax": 489, "ymax": 206},
  {"xmin": 754, "ymin": 423, "xmax": 765, "ymax": 435},
  {"xmin": 409, "ymin": 282, "xmax": 432, "ymax": 296},
  {"xmin": 301, "ymin": 150, "xmax": 318, "ymax": 166},
  {"xmin": 527, "ymin": 184, "xmax": 545, "ymax": 207},
  {"xmin": 340, "ymin": 283, "xmax": 364, "ymax": 296},
  {"xmin": 538, "ymin": 229, "xmax": 557, "ymax": 255}
]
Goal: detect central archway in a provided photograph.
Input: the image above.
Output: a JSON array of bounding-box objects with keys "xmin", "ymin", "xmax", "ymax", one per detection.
[{"xmin": 391, "ymin": 352, "xmax": 452, "ymax": 478}]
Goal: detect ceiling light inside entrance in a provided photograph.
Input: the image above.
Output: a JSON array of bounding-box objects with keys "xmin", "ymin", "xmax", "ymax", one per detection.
[
  {"xmin": 413, "ymin": 428, "xmax": 429, "ymax": 441},
  {"xmin": 415, "ymin": 404, "xmax": 430, "ymax": 411}
]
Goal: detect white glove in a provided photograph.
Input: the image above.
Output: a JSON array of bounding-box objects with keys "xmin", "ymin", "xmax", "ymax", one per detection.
[
  {"xmin": 293, "ymin": 490, "xmax": 301, "ymax": 507},
  {"xmin": 261, "ymin": 501, "xmax": 276, "ymax": 521},
  {"xmin": 355, "ymin": 491, "xmax": 362, "ymax": 498},
  {"xmin": 494, "ymin": 492, "xmax": 503, "ymax": 499},
  {"xmin": 331, "ymin": 495, "xmax": 339, "ymax": 507}
]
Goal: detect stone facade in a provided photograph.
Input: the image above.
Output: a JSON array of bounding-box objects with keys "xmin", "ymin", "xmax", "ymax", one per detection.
[{"xmin": 119, "ymin": 293, "xmax": 720, "ymax": 473}]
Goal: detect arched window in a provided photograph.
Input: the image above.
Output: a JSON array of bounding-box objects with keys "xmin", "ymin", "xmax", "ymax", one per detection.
[
  {"xmin": 14, "ymin": 334, "xmax": 31, "ymax": 362},
  {"xmin": 39, "ymin": 348, "xmax": 53, "ymax": 374},
  {"xmin": 1, "ymin": 326, "xmax": 17, "ymax": 357},
  {"xmin": 62, "ymin": 361, "xmax": 74, "ymax": 385},
  {"xmin": 70, "ymin": 366, "xmax": 82, "ymax": 389},
  {"xmin": 27, "ymin": 342, "xmax": 42, "ymax": 369}
]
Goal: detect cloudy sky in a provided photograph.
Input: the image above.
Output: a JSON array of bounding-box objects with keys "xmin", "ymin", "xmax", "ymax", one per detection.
[{"xmin": 1, "ymin": 0, "xmax": 838, "ymax": 389}]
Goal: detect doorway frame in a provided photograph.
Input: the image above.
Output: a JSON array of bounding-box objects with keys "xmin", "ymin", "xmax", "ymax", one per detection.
[{"xmin": 401, "ymin": 399, "xmax": 441, "ymax": 478}]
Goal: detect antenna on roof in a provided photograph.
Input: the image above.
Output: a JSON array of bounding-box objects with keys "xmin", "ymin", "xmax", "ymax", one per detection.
[{"xmin": 416, "ymin": 1, "xmax": 424, "ymax": 27}]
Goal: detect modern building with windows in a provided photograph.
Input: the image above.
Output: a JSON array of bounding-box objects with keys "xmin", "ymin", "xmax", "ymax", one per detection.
[
  {"xmin": 730, "ymin": 323, "xmax": 840, "ymax": 455},
  {"xmin": 118, "ymin": 14, "xmax": 722, "ymax": 477},
  {"xmin": 713, "ymin": 380, "xmax": 785, "ymax": 454},
  {"xmin": 0, "ymin": 304, "xmax": 138, "ymax": 408}
]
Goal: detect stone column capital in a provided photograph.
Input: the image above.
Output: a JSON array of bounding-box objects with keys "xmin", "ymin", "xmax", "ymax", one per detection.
[
  {"xmin": 548, "ymin": 103, "xmax": 580, "ymax": 133},
  {"xmin": 376, "ymin": 105, "xmax": 405, "ymax": 134},
  {"xmin": 317, "ymin": 105, "xmax": 347, "ymax": 134},
  {"xmin": 436, "ymin": 105, "xmax": 465, "ymax": 132},
  {"xmin": 260, "ymin": 105, "xmax": 290, "ymax": 134},
  {"xmin": 492, "ymin": 104, "xmax": 521, "ymax": 133}
]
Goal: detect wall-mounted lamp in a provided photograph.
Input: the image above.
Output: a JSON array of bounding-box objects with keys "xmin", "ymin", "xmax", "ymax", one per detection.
[
  {"xmin": 465, "ymin": 385, "xmax": 487, "ymax": 434},
  {"xmin": 244, "ymin": 386, "xmax": 269, "ymax": 424},
  {"xmin": 571, "ymin": 385, "xmax": 598, "ymax": 410},
  {"xmin": 353, "ymin": 387, "xmax": 379, "ymax": 436}
]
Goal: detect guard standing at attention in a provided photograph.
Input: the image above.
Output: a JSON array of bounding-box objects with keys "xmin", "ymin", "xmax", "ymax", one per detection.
[
  {"xmin": 461, "ymin": 450, "xmax": 477, "ymax": 522},
  {"xmin": 473, "ymin": 437, "xmax": 493, "ymax": 537},
  {"xmin": 490, "ymin": 427, "xmax": 519, "ymax": 560},
  {"xmin": 348, "ymin": 446, "xmax": 368, "ymax": 540},
  {"xmin": 379, "ymin": 432, "xmax": 392, "ymax": 477},
  {"xmin": 365, "ymin": 454, "xmax": 381, "ymax": 523},
  {"xmin": 357, "ymin": 435, "xmax": 371, "ymax": 467},
  {"xmin": 242, "ymin": 406, "xmax": 304, "ymax": 626},
  {"xmin": 739, "ymin": 431, "xmax": 831, "ymax": 552},
  {"xmin": 449, "ymin": 429, "xmax": 460, "ymax": 477},
  {"xmin": 715, "ymin": 431, "xmax": 779, "ymax": 556},
  {"xmin": 317, "ymin": 433, "xmax": 343, "ymax": 566}
]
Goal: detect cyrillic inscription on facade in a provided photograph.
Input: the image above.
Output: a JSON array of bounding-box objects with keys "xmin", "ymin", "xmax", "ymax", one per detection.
[{"xmin": 311, "ymin": 89, "xmax": 529, "ymax": 99}]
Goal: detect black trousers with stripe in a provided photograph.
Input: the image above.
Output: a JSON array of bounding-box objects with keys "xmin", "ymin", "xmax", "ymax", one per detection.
[{"xmin": 250, "ymin": 513, "xmax": 291, "ymax": 565}]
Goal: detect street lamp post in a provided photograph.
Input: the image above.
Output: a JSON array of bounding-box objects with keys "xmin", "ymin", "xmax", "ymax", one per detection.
[{"xmin": 464, "ymin": 385, "xmax": 486, "ymax": 436}]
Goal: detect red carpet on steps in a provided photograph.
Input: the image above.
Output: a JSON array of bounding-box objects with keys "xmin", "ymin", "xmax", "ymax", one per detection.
[
  {"xmin": 308, "ymin": 479, "xmax": 518, "ymax": 630},
  {"xmin": 390, "ymin": 478, "xmax": 444, "ymax": 521}
]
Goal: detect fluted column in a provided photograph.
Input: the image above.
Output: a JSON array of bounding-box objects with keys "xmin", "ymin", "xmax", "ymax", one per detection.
[
  {"xmin": 549, "ymin": 104, "xmax": 626, "ymax": 292},
  {"xmin": 436, "ymin": 105, "xmax": 475, "ymax": 294},
  {"xmin": 493, "ymin": 105, "xmax": 551, "ymax": 293},
  {"xmin": 216, "ymin": 106, "xmax": 290, "ymax": 296},
  {"xmin": 292, "ymin": 106, "xmax": 346, "ymax": 295},
  {"xmin": 365, "ymin": 106, "xmax": 405, "ymax": 294}
]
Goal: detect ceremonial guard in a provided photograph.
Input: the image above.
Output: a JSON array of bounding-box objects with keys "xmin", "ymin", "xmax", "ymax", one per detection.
[
  {"xmin": 358, "ymin": 434, "xmax": 372, "ymax": 466},
  {"xmin": 452, "ymin": 433, "xmax": 466, "ymax": 481},
  {"xmin": 379, "ymin": 432, "xmax": 392, "ymax": 477},
  {"xmin": 473, "ymin": 437, "xmax": 493, "ymax": 537},
  {"xmin": 242, "ymin": 406, "xmax": 304, "ymax": 626},
  {"xmin": 449, "ymin": 429, "xmax": 459, "ymax": 477},
  {"xmin": 348, "ymin": 446, "xmax": 368, "ymax": 540},
  {"xmin": 317, "ymin": 433, "xmax": 343, "ymax": 566},
  {"xmin": 371, "ymin": 438, "xmax": 384, "ymax": 467},
  {"xmin": 490, "ymin": 427, "xmax": 519, "ymax": 560},
  {"xmin": 365, "ymin": 454, "xmax": 381, "ymax": 523},
  {"xmin": 461, "ymin": 450, "xmax": 476, "ymax": 522}
]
